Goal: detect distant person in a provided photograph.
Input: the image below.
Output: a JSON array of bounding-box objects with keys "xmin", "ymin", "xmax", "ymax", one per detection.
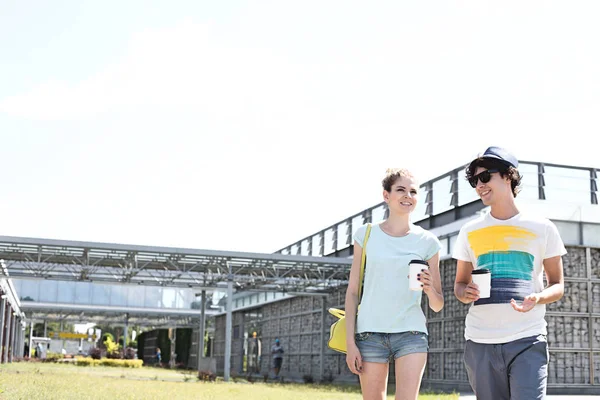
[
  {"xmin": 156, "ymin": 347, "xmax": 162, "ymax": 365},
  {"xmin": 271, "ymin": 338, "xmax": 284, "ymax": 379},
  {"xmin": 36, "ymin": 342, "xmax": 44, "ymax": 359},
  {"xmin": 248, "ymin": 332, "xmax": 262, "ymax": 373}
]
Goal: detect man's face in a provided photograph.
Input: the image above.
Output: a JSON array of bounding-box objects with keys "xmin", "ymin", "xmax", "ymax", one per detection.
[{"xmin": 473, "ymin": 166, "xmax": 512, "ymax": 206}]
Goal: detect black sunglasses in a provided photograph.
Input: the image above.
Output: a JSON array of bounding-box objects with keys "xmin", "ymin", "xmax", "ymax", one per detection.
[{"xmin": 469, "ymin": 169, "xmax": 499, "ymax": 188}]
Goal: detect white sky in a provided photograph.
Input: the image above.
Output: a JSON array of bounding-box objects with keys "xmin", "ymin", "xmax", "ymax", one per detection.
[{"xmin": 1, "ymin": 1, "xmax": 599, "ymax": 253}]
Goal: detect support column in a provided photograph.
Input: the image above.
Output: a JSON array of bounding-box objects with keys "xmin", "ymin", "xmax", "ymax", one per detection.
[
  {"xmin": 13, "ymin": 318, "xmax": 19, "ymax": 360},
  {"xmin": 239, "ymin": 312, "xmax": 245, "ymax": 374},
  {"xmin": 169, "ymin": 328, "xmax": 177, "ymax": 369},
  {"xmin": 29, "ymin": 320, "xmax": 34, "ymax": 358},
  {"xmin": 224, "ymin": 262, "xmax": 233, "ymax": 382},
  {"xmin": 15, "ymin": 317, "xmax": 20, "ymax": 361},
  {"xmin": 124, "ymin": 314, "xmax": 129, "ymax": 349},
  {"xmin": 60, "ymin": 320, "xmax": 64, "ymax": 351},
  {"xmin": 0, "ymin": 297, "xmax": 6, "ymax": 364},
  {"xmin": 3, "ymin": 305, "xmax": 11, "ymax": 363},
  {"xmin": 18, "ymin": 321, "xmax": 24, "ymax": 358},
  {"xmin": 9, "ymin": 312, "xmax": 15, "ymax": 362},
  {"xmin": 320, "ymin": 297, "xmax": 326, "ymax": 381},
  {"xmin": 43, "ymin": 320, "xmax": 47, "ymax": 337},
  {"xmin": 197, "ymin": 290, "xmax": 207, "ymax": 371}
]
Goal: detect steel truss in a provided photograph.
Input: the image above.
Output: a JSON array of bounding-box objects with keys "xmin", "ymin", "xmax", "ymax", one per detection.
[
  {"xmin": 0, "ymin": 236, "xmax": 352, "ymax": 294},
  {"xmin": 21, "ymin": 302, "xmax": 215, "ymax": 327}
]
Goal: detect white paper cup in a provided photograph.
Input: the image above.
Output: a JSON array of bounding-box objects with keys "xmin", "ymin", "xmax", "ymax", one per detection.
[
  {"xmin": 409, "ymin": 260, "xmax": 429, "ymax": 291},
  {"xmin": 471, "ymin": 269, "xmax": 491, "ymax": 298}
]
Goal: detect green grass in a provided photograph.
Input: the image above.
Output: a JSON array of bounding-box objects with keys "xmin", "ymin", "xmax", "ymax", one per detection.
[{"xmin": 0, "ymin": 362, "xmax": 458, "ymax": 400}]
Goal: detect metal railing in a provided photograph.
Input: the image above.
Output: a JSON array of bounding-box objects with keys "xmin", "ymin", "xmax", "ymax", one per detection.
[{"xmin": 276, "ymin": 161, "xmax": 598, "ymax": 257}]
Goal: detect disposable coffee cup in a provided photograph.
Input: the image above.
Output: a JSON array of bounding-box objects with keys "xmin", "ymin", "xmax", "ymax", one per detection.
[
  {"xmin": 409, "ymin": 260, "xmax": 429, "ymax": 291},
  {"xmin": 471, "ymin": 268, "xmax": 491, "ymax": 298}
]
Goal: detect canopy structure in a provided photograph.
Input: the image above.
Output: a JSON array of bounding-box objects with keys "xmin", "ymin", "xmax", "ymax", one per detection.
[
  {"xmin": 0, "ymin": 235, "xmax": 352, "ymax": 379},
  {"xmin": 0, "ymin": 235, "xmax": 352, "ymax": 294}
]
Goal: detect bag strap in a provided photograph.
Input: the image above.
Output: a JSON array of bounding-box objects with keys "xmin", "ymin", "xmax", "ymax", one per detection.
[{"xmin": 357, "ymin": 223, "xmax": 372, "ymax": 302}]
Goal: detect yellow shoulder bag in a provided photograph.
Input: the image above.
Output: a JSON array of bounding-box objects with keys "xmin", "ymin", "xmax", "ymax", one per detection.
[{"xmin": 327, "ymin": 223, "xmax": 372, "ymax": 354}]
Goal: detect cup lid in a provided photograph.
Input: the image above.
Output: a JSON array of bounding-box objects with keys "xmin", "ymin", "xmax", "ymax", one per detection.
[
  {"xmin": 409, "ymin": 260, "xmax": 429, "ymax": 266},
  {"xmin": 471, "ymin": 268, "xmax": 490, "ymax": 275}
]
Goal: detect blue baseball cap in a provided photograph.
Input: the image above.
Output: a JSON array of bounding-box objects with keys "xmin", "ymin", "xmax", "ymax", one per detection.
[{"xmin": 478, "ymin": 146, "xmax": 519, "ymax": 169}]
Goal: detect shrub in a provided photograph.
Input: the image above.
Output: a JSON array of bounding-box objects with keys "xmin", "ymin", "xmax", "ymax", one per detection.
[
  {"xmin": 123, "ymin": 347, "xmax": 136, "ymax": 360},
  {"xmin": 101, "ymin": 333, "xmax": 115, "ymax": 343},
  {"xmin": 74, "ymin": 357, "xmax": 142, "ymax": 368},
  {"xmin": 303, "ymin": 374, "xmax": 314, "ymax": 384},
  {"xmin": 103, "ymin": 336, "xmax": 122, "ymax": 359},
  {"xmin": 89, "ymin": 347, "xmax": 102, "ymax": 360},
  {"xmin": 45, "ymin": 352, "xmax": 64, "ymax": 363},
  {"xmin": 76, "ymin": 357, "xmax": 99, "ymax": 367},
  {"xmin": 198, "ymin": 370, "xmax": 216, "ymax": 382}
]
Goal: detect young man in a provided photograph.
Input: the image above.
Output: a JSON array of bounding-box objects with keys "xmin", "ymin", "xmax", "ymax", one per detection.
[
  {"xmin": 271, "ymin": 338, "xmax": 284, "ymax": 380},
  {"xmin": 453, "ymin": 146, "xmax": 566, "ymax": 400}
]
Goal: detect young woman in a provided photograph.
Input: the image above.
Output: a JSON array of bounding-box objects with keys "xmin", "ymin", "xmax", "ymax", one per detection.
[{"xmin": 345, "ymin": 168, "xmax": 444, "ymax": 400}]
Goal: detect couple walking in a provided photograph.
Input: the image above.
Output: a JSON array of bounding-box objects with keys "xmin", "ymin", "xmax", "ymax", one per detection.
[{"xmin": 345, "ymin": 147, "xmax": 565, "ymax": 400}]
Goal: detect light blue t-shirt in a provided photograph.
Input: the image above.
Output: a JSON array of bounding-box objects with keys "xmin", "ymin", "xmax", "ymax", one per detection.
[{"xmin": 353, "ymin": 223, "xmax": 441, "ymax": 334}]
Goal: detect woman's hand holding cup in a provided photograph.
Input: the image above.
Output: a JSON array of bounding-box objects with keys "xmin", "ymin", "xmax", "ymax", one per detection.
[{"xmin": 419, "ymin": 268, "xmax": 433, "ymax": 294}]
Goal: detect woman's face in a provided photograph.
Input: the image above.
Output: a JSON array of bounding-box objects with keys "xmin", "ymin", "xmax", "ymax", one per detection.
[{"xmin": 384, "ymin": 176, "xmax": 419, "ymax": 215}]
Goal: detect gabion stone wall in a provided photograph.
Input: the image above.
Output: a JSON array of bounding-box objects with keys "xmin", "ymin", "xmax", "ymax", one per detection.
[
  {"xmin": 213, "ymin": 246, "xmax": 600, "ymax": 393},
  {"xmin": 213, "ymin": 288, "xmax": 357, "ymax": 381}
]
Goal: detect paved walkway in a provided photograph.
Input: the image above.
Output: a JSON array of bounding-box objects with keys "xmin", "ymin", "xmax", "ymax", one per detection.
[{"xmin": 459, "ymin": 394, "xmax": 600, "ymax": 399}]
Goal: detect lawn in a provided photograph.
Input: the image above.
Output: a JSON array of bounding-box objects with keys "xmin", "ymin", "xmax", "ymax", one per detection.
[{"xmin": 0, "ymin": 362, "xmax": 459, "ymax": 400}]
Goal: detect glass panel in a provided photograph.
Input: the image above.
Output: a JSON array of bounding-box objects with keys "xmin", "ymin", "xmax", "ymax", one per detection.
[
  {"xmin": 12, "ymin": 279, "xmax": 22, "ymax": 298},
  {"xmin": 553, "ymin": 221, "xmax": 580, "ymax": 246},
  {"xmin": 438, "ymin": 238, "xmax": 449, "ymax": 258},
  {"xmin": 517, "ymin": 163, "xmax": 540, "ymax": 200},
  {"xmin": 291, "ymin": 244, "xmax": 299, "ymax": 256},
  {"xmin": 449, "ymin": 234, "xmax": 458, "ymax": 256},
  {"xmin": 127, "ymin": 285, "xmax": 145, "ymax": 307},
  {"xmin": 39, "ymin": 280, "xmax": 58, "ymax": 302},
  {"xmin": 336, "ymin": 221, "xmax": 348, "ymax": 250},
  {"xmin": 311, "ymin": 235, "xmax": 320, "ymax": 256},
  {"xmin": 324, "ymin": 228, "xmax": 334, "ymax": 255},
  {"xmin": 91, "ymin": 283, "xmax": 111, "ymax": 306},
  {"xmin": 544, "ymin": 166, "xmax": 590, "ymax": 204},
  {"xmin": 457, "ymin": 172, "xmax": 479, "ymax": 205},
  {"xmin": 411, "ymin": 189, "xmax": 427, "ymax": 222},
  {"xmin": 173, "ymin": 289, "xmax": 185, "ymax": 308},
  {"xmin": 57, "ymin": 281, "xmax": 74, "ymax": 303},
  {"xmin": 301, "ymin": 239, "xmax": 310, "ymax": 256},
  {"xmin": 16, "ymin": 279, "xmax": 39, "ymax": 302},
  {"xmin": 110, "ymin": 285, "xmax": 128, "ymax": 306},
  {"xmin": 583, "ymin": 223, "xmax": 600, "ymax": 247},
  {"xmin": 145, "ymin": 286, "xmax": 161, "ymax": 308},
  {"xmin": 74, "ymin": 282, "xmax": 91, "ymax": 304},
  {"xmin": 183, "ymin": 289, "xmax": 195, "ymax": 308},
  {"xmin": 432, "ymin": 176, "xmax": 453, "ymax": 215},
  {"xmin": 162, "ymin": 288, "xmax": 177, "ymax": 308}
]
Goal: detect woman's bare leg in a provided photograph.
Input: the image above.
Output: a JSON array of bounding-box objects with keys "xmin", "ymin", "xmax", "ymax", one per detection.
[
  {"xmin": 394, "ymin": 353, "xmax": 427, "ymax": 400},
  {"xmin": 359, "ymin": 361, "xmax": 389, "ymax": 400}
]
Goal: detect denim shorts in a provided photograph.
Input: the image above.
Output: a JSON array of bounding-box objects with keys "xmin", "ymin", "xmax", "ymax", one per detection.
[{"xmin": 355, "ymin": 331, "xmax": 429, "ymax": 363}]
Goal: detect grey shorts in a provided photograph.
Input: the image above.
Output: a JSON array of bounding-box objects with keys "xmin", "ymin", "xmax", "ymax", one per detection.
[
  {"xmin": 464, "ymin": 334, "xmax": 549, "ymax": 400},
  {"xmin": 355, "ymin": 331, "xmax": 428, "ymax": 364}
]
